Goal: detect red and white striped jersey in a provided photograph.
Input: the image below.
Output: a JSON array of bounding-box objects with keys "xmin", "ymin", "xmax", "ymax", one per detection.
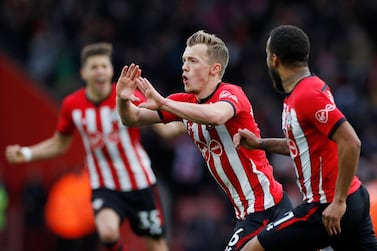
[
  {"xmin": 159, "ymin": 82, "xmax": 283, "ymax": 219},
  {"xmin": 57, "ymin": 85, "xmax": 156, "ymax": 191},
  {"xmin": 282, "ymin": 76, "xmax": 361, "ymax": 203}
]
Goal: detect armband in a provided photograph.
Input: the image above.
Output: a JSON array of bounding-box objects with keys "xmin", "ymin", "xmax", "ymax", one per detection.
[{"xmin": 20, "ymin": 147, "xmax": 32, "ymax": 162}]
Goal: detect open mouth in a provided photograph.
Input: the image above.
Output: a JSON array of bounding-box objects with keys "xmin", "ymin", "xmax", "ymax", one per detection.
[
  {"xmin": 182, "ymin": 75, "xmax": 188, "ymax": 84},
  {"xmin": 95, "ymin": 79, "xmax": 106, "ymax": 85}
]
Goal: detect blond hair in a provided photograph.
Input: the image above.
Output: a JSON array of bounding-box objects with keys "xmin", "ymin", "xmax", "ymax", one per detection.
[{"xmin": 186, "ymin": 30, "xmax": 229, "ymax": 78}]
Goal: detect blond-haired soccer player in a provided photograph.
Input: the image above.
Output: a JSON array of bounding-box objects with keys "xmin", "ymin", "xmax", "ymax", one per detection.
[{"xmin": 116, "ymin": 30, "xmax": 293, "ymax": 251}]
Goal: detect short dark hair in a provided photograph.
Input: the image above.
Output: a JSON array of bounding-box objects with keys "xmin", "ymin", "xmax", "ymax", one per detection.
[
  {"xmin": 80, "ymin": 42, "xmax": 112, "ymax": 65},
  {"xmin": 269, "ymin": 25, "xmax": 310, "ymax": 66}
]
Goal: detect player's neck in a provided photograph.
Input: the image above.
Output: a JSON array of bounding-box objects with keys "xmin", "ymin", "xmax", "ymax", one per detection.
[
  {"xmin": 283, "ymin": 67, "xmax": 311, "ymax": 93},
  {"xmin": 196, "ymin": 78, "xmax": 222, "ymax": 101},
  {"xmin": 86, "ymin": 83, "xmax": 112, "ymax": 103}
]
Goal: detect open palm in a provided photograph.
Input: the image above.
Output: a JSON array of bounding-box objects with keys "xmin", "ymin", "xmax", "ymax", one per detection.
[
  {"xmin": 116, "ymin": 64, "xmax": 141, "ymax": 102},
  {"xmin": 136, "ymin": 77, "xmax": 165, "ymax": 110}
]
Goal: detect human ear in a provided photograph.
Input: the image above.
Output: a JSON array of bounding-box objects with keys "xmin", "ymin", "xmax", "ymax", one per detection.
[
  {"xmin": 272, "ymin": 54, "xmax": 279, "ymax": 67},
  {"xmin": 211, "ymin": 63, "xmax": 221, "ymax": 75}
]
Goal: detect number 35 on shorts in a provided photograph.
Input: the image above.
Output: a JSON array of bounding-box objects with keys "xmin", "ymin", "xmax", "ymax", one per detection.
[{"xmin": 138, "ymin": 209, "xmax": 162, "ymax": 235}]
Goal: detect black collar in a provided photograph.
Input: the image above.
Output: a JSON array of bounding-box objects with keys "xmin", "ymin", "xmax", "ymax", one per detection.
[{"xmin": 197, "ymin": 82, "xmax": 222, "ymax": 104}]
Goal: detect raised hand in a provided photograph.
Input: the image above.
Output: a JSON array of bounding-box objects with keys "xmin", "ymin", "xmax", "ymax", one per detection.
[
  {"xmin": 116, "ymin": 64, "xmax": 141, "ymax": 102},
  {"xmin": 136, "ymin": 77, "xmax": 166, "ymax": 110}
]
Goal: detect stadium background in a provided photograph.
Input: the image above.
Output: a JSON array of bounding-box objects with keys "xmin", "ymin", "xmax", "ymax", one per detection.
[{"xmin": 0, "ymin": 0, "xmax": 377, "ymax": 250}]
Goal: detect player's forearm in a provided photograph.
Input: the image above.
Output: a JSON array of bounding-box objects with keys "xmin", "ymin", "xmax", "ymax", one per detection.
[
  {"xmin": 259, "ymin": 138, "xmax": 290, "ymax": 155},
  {"xmin": 27, "ymin": 133, "xmax": 71, "ymax": 162},
  {"xmin": 152, "ymin": 122, "xmax": 186, "ymax": 140},
  {"xmin": 161, "ymin": 99, "xmax": 230, "ymax": 125},
  {"xmin": 116, "ymin": 97, "xmax": 141, "ymax": 127}
]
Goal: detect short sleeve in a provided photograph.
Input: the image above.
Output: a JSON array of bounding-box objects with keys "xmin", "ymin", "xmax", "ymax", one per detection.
[
  {"xmin": 57, "ymin": 97, "xmax": 75, "ymax": 135},
  {"xmin": 158, "ymin": 93, "xmax": 190, "ymax": 123},
  {"xmin": 295, "ymin": 86, "xmax": 345, "ymax": 138},
  {"xmin": 216, "ymin": 85, "xmax": 248, "ymax": 117}
]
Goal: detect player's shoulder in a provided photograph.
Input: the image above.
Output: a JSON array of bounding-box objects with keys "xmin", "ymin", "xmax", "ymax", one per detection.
[
  {"xmin": 218, "ymin": 82, "xmax": 247, "ymax": 99},
  {"xmin": 218, "ymin": 82, "xmax": 245, "ymax": 95},
  {"xmin": 220, "ymin": 82, "xmax": 242, "ymax": 90},
  {"xmin": 62, "ymin": 87, "xmax": 86, "ymax": 105},
  {"xmin": 293, "ymin": 76, "xmax": 327, "ymax": 98}
]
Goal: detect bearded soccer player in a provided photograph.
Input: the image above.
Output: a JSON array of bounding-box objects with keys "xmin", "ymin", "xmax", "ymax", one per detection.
[{"xmin": 234, "ymin": 25, "xmax": 377, "ymax": 251}]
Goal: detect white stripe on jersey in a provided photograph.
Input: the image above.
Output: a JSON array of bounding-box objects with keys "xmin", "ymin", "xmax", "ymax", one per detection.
[
  {"xmin": 132, "ymin": 140, "xmax": 154, "ymax": 185},
  {"xmin": 216, "ymin": 125, "xmax": 275, "ymax": 215},
  {"xmin": 72, "ymin": 109, "xmax": 100, "ymax": 188},
  {"xmin": 215, "ymin": 124, "xmax": 254, "ymax": 218},
  {"xmin": 289, "ymin": 108, "xmax": 325, "ymax": 202},
  {"xmin": 100, "ymin": 107, "xmax": 132, "ymax": 190},
  {"xmin": 86, "ymin": 108, "xmax": 115, "ymax": 189},
  {"xmin": 252, "ymin": 161, "xmax": 275, "ymax": 209},
  {"xmin": 188, "ymin": 121, "xmax": 276, "ymax": 218},
  {"xmin": 199, "ymin": 124, "xmax": 246, "ymax": 214},
  {"xmin": 117, "ymin": 120, "xmax": 154, "ymax": 190},
  {"xmin": 318, "ymin": 156, "xmax": 326, "ymax": 203}
]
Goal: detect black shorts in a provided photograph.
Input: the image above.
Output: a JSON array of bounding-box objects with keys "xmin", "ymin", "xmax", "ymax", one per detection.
[
  {"xmin": 91, "ymin": 184, "xmax": 166, "ymax": 238},
  {"xmin": 258, "ymin": 185, "xmax": 377, "ymax": 251},
  {"xmin": 224, "ymin": 192, "xmax": 293, "ymax": 251}
]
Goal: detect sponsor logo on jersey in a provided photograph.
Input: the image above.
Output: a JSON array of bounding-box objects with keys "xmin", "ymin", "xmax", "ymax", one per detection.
[
  {"xmin": 87, "ymin": 130, "xmax": 120, "ymax": 149},
  {"xmin": 219, "ymin": 90, "xmax": 238, "ymax": 103},
  {"xmin": 195, "ymin": 139, "xmax": 223, "ymax": 163},
  {"xmin": 315, "ymin": 104, "xmax": 335, "ymax": 123}
]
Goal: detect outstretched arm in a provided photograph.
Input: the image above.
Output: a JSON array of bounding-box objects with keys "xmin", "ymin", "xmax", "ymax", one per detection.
[
  {"xmin": 137, "ymin": 77, "xmax": 234, "ymax": 125},
  {"xmin": 233, "ymin": 128, "xmax": 290, "ymax": 155},
  {"xmin": 116, "ymin": 64, "xmax": 161, "ymax": 127},
  {"xmin": 5, "ymin": 132, "xmax": 72, "ymax": 164}
]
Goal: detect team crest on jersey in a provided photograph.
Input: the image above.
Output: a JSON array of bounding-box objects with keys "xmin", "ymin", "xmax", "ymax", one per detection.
[
  {"xmin": 315, "ymin": 103, "xmax": 335, "ymax": 123},
  {"xmin": 219, "ymin": 90, "xmax": 238, "ymax": 103}
]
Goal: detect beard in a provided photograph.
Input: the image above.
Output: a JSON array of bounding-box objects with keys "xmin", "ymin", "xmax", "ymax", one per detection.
[{"xmin": 268, "ymin": 67, "xmax": 285, "ymax": 93}]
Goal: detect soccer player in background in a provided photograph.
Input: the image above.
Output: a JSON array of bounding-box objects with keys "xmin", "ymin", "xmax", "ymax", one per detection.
[
  {"xmin": 5, "ymin": 42, "xmax": 176, "ymax": 251},
  {"xmin": 234, "ymin": 25, "xmax": 377, "ymax": 251},
  {"xmin": 115, "ymin": 30, "xmax": 293, "ymax": 251}
]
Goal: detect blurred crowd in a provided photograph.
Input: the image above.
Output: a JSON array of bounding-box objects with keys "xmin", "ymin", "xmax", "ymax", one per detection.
[{"xmin": 1, "ymin": 0, "xmax": 377, "ymax": 251}]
